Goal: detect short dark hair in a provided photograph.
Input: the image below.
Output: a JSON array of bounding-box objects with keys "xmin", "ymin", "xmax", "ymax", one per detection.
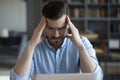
[{"xmin": 42, "ymin": 0, "xmax": 68, "ymax": 20}]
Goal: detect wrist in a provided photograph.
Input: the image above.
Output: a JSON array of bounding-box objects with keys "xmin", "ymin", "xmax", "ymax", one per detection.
[
  {"xmin": 77, "ymin": 43, "xmax": 85, "ymax": 51},
  {"xmin": 27, "ymin": 41, "xmax": 36, "ymax": 49}
]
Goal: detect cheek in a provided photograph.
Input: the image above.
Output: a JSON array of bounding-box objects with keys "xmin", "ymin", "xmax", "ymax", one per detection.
[
  {"xmin": 44, "ymin": 29, "xmax": 55, "ymax": 38},
  {"xmin": 44, "ymin": 29, "xmax": 51, "ymax": 36},
  {"xmin": 61, "ymin": 31, "xmax": 67, "ymax": 37},
  {"xmin": 64, "ymin": 29, "xmax": 68, "ymax": 35}
]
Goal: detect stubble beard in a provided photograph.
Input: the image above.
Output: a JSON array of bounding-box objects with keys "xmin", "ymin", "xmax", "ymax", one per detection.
[{"xmin": 47, "ymin": 36, "xmax": 65, "ymax": 49}]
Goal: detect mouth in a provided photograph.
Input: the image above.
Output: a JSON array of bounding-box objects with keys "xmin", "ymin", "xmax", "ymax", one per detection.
[
  {"xmin": 51, "ymin": 37, "xmax": 63, "ymax": 44},
  {"xmin": 47, "ymin": 37, "xmax": 65, "ymax": 49},
  {"xmin": 51, "ymin": 37, "xmax": 61, "ymax": 40}
]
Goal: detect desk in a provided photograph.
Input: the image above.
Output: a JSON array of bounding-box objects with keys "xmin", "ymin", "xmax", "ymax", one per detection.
[{"xmin": 0, "ymin": 76, "xmax": 9, "ymax": 80}]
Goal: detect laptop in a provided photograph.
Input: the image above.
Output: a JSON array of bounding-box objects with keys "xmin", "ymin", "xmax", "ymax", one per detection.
[{"xmin": 35, "ymin": 73, "xmax": 97, "ymax": 80}]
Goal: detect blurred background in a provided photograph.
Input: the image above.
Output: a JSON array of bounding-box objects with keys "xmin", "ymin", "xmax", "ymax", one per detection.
[{"xmin": 0, "ymin": 0, "xmax": 120, "ymax": 80}]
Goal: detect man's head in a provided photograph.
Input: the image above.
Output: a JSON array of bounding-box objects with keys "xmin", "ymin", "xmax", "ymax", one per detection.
[
  {"xmin": 42, "ymin": 0, "xmax": 68, "ymax": 19},
  {"xmin": 42, "ymin": 1, "xmax": 69, "ymax": 49}
]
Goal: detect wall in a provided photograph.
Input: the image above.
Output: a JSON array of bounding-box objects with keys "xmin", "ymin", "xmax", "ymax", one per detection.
[
  {"xmin": 27, "ymin": 0, "xmax": 43, "ymax": 39},
  {"xmin": 0, "ymin": 0, "xmax": 26, "ymax": 32}
]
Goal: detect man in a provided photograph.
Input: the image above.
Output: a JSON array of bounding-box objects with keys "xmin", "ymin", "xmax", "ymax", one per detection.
[{"xmin": 10, "ymin": 1, "xmax": 103, "ymax": 80}]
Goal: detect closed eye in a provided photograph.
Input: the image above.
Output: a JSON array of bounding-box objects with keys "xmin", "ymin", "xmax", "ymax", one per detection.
[{"xmin": 47, "ymin": 26, "xmax": 54, "ymax": 30}]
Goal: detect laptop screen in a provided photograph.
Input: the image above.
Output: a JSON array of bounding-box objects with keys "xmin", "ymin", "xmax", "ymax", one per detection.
[{"xmin": 35, "ymin": 73, "xmax": 97, "ymax": 80}]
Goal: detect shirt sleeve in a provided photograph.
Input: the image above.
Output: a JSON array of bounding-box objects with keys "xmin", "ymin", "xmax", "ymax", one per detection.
[
  {"xmin": 10, "ymin": 42, "xmax": 35, "ymax": 80},
  {"xmin": 10, "ymin": 60, "xmax": 34, "ymax": 80},
  {"xmin": 93, "ymin": 63, "xmax": 103, "ymax": 80},
  {"xmin": 81, "ymin": 36, "xmax": 103, "ymax": 80}
]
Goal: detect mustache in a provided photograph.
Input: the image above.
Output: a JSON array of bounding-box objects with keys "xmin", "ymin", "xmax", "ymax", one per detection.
[
  {"xmin": 46, "ymin": 36, "xmax": 65, "ymax": 40},
  {"xmin": 51, "ymin": 37, "xmax": 61, "ymax": 39}
]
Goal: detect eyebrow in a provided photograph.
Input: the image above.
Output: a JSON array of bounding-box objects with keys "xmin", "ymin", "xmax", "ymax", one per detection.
[{"xmin": 47, "ymin": 25, "xmax": 66, "ymax": 29}]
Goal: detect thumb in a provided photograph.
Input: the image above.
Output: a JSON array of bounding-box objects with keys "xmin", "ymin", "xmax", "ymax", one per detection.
[
  {"xmin": 66, "ymin": 34, "xmax": 72, "ymax": 40},
  {"xmin": 39, "ymin": 34, "xmax": 46, "ymax": 43}
]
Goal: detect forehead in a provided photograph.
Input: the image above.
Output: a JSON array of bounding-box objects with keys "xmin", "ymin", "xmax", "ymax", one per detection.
[{"xmin": 47, "ymin": 15, "xmax": 66, "ymax": 28}]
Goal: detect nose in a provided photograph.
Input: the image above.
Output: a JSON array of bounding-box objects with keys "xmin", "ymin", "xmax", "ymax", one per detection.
[{"xmin": 53, "ymin": 29, "xmax": 60, "ymax": 38}]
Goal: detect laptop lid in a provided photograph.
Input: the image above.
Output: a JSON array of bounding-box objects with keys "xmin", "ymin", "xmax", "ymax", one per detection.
[{"xmin": 35, "ymin": 73, "xmax": 97, "ymax": 80}]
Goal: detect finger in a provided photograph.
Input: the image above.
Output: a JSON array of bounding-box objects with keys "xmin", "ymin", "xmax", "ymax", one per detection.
[
  {"xmin": 38, "ymin": 16, "xmax": 46, "ymax": 31},
  {"xmin": 66, "ymin": 16, "xmax": 78, "ymax": 35},
  {"xmin": 35, "ymin": 16, "xmax": 46, "ymax": 35},
  {"xmin": 66, "ymin": 16, "xmax": 74, "ymax": 30},
  {"xmin": 66, "ymin": 34, "xmax": 72, "ymax": 40}
]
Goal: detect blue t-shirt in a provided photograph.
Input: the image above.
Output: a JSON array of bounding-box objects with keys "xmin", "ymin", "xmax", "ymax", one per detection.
[{"xmin": 10, "ymin": 36, "xmax": 103, "ymax": 80}]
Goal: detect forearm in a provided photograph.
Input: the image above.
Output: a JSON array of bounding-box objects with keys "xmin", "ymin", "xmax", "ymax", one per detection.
[
  {"xmin": 66, "ymin": 16, "xmax": 97, "ymax": 73},
  {"xmin": 78, "ymin": 44, "xmax": 96, "ymax": 73},
  {"xmin": 14, "ymin": 43, "xmax": 35, "ymax": 76}
]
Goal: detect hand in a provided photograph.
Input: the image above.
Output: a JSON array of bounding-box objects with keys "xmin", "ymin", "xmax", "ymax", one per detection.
[
  {"xmin": 29, "ymin": 16, "xmax": 46, "ymax": 47},
  {"xmin": 66, "ymin": 16, "xmax": 83, "ymax": 47}
]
